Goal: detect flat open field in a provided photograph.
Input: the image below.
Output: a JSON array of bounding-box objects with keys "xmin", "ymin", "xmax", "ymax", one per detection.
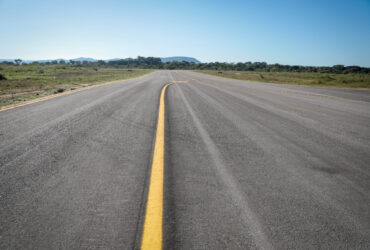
[
  {"xmin": 0, "ymin": 64, "xmax": 152, "ymax": 107},
  {"xmin": 197, "ymin": 70, "xmax": 370, "ymax": 88}
]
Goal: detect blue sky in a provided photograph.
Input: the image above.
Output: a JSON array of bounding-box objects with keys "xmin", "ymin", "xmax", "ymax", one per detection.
[{"xmin": 1, "ymin": 0, "xmax": 369, "ymax": 66}]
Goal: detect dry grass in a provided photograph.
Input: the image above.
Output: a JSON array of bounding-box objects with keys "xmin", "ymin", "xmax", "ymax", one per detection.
[
  {"xmin": 0, "ymin": 64, "xmax": 153, "ymax": 107},
  {"xmin": 197, "ymin": 70, "xmax": 370, "ymax": 88}
]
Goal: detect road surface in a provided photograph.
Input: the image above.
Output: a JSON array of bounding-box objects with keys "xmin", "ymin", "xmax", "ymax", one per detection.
[{"xmin": 0, "ymin": 70, "xmax": 369, "ymax": 249}]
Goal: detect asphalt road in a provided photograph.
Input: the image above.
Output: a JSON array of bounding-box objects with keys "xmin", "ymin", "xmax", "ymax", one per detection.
[{"xmin": 1, "ymin": 70, "xmax": 369, "ymax": 249}]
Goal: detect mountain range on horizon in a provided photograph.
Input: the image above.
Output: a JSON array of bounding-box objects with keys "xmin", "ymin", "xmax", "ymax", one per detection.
[{"xmin": 0, "ymin": 56, "xmax": 201, "ymax": 64}]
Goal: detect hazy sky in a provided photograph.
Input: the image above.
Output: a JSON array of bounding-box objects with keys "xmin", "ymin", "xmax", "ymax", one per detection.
[{"xmin": 1, "ymin": 0, "xmax": 370, "ymax": 66}]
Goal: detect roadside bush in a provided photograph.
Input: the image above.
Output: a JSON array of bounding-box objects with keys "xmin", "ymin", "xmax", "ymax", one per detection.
[
  {"xmin": 0, "ymin": 73, "xmax": 7, "ymax": 80},
  {"xmin": 54, "ymin": 88, "xmax": 65, "ymax": 93}
]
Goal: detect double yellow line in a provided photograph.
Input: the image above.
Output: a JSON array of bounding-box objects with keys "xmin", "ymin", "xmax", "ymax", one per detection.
[{"xmin": 141, "ymin": 80, "xmax": 187, "ymax": 250}]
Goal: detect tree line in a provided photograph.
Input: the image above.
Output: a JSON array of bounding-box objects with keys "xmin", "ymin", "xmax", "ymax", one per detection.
[{"xmin": 2, "ymin": 57, "xmax": 369, "ymax": 74}]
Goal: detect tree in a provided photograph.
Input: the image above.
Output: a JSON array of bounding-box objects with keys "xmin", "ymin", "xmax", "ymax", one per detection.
[
  {"xmin": 15, "ymin": 59, "xmax": 22, "ymax": 65},
  {"xmin": 332, "ymin": 64, "xmax": 345, "ymax": 73},
  {"xmin": 97, "ymin": 60, "xmax": 106, "ymax": 66}
]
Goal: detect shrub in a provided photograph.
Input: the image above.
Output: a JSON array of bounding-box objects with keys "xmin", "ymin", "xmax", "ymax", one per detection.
[
  {"xmin": 0, "ymin": 73, "xmax": 7, "ymax": 80},
  {"xmin": 54, "ymin": 88, "xmax": 65, "ymax": 93}
]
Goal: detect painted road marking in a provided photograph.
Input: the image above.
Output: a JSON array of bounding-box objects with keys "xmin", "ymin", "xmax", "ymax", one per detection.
[
  {"xmin": 0, "ymin": 72, "xmax": 154, "ymax": 112},
  {"xmin": 141, "ymin": 80, "xmax": 187, "ymax": 250}
]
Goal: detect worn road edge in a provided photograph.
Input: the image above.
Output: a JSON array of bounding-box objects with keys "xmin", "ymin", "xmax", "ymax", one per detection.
[{"xmin": 0, "ymin": 71, "xmax": 155, "ymax": 112}]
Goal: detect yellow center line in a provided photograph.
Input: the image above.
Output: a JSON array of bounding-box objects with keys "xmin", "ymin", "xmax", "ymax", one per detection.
[{"xmin": 140, "ymin": 80, "xmax": 187, "ymax": 250}]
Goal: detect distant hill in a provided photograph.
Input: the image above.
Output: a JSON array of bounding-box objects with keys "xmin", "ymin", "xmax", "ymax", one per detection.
[
  {"xmin": 71, "ymin": 57, "xmax": 97, "ymax": 62},
  {"xmin": 105, "ymin": 58, "xmax": 121, "ymax": 62},
  {"xmin": 0, "ymin": 57, "xmax": 98, "ymax": 63},
  {"xmin": 0, "ymin": 59, "xmax": 17, "ymax": 63},
  {"xmin": 161, "ymin": 57, "xmax": 201, "ymax": 64}
]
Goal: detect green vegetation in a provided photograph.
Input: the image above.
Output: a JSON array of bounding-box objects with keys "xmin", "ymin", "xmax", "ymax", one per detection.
[
  {"xmin": 3, "ymin": 57, "xmax": 369, "ymax": 73},
  {"xmin": 1, "ymin": 56, "xmax": 369, "ymax": 107},
  {"xmin": 0, "ymin": 63, "xmax": 152, "ymax": 107},
  {"xmin": 191, "ymin": 62, "xmax": 370, "ymax": 74},
  {"xmin": 197, "ymin": 70, "xmax": 370, "ymax": 88},
  {"xmin": 101, "ymin": 57, "xmax": 370, "ymax": 87}
]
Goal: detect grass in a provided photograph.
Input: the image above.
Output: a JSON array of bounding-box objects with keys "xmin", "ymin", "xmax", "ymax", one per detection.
[
  {"xmin": 0, "ymin": 64, "xmax": 153, "ymax": 107},
  {"xmin": 196, "ymin": 70, "xmax": 370, "ymax": 88}
]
